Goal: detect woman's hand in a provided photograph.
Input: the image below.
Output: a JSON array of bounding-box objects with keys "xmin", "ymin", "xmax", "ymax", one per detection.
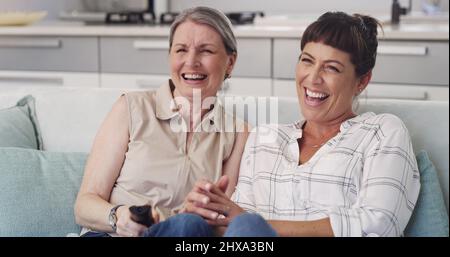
[
  {"xmin": 115, "ymin": 205, "xmax": 154, "ymax": 237},
  {"xmin": 181, "ymin": 176, "xmax": 246, "ymax": 226},
  {"xmin": 151, "ymin": 206, "xmax": 160, "ymax": 225}
]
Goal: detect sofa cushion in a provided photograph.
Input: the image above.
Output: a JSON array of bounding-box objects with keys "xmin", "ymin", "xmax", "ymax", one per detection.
[
  {"xmin": 0, "ymin": 147, "xmax": 87, "ymax": 237},
  {"xmin": 0, "ymin": 95, "xmax": 42, "ymax": 149},
  {"xmin": 404, "ymin": 150, "xmax": 449, "ymax": 237}
]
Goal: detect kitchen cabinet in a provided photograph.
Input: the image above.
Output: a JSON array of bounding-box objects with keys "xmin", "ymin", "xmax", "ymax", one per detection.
[
  {"xmin": 100, "ymin": 73, "xmax": 168, "ymax": 89},
  {"xmin": 273, "ymin": 38, "xmax": 449, "ymax": 85},
  {"xmin": 98, "ymin": 36, "xmax": 272, "ymax": 95},
  {"xmin": 273, "ymin": 38, "xmax": 449, "ymax": 100},
  {"xmin": 0, "ymin": 36, "xmax": 99, "ymax": 88},
  {"xmin": 0, "ymin": 70, "xmax": 99, "ymax": 88},
  {"xmin": 0, "ymin": 36, "xmax": 99, "ymax": 72},
  {"xmin": 221, "ymin": 77, "xmax": 272, "ymax": 96},
  {"xmin": 232, "ymin": 38, "xmax": 271, "ymax": 78},
  {"xmin": 100, "ymin": 73, "xmax": 272, "ymax": 97},
  {"xmin": 374, "ymin": 41, "xmax": 449, "ymax": 86},
  {"xmin": 100, "ymin": 37, "xmax": 170, "ymax": 75},
  {"xmin": 0, "ymin": 24, "xmax": 448, "ymax": 100},
  {"xmin": 99, "ymin": 36, "xmax": 272, "ymax": 78},
  {"xmin": 273, "ymin": 79, "xmax": 449, "ymax": 101}
]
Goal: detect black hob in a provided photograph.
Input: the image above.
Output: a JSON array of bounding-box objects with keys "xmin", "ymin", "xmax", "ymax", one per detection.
[{"xmin": 103, "ymin": 11, "xmax": 264, "ymax": 26}]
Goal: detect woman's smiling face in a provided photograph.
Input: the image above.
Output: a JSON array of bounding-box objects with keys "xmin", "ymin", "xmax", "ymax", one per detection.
[
  {"xmin": 296, "ymin": 41, "xmax": 367, "ymax": 124},
  {"xmin": 170, "ymin": 20, "xmax": 236, "ymax": 101}
]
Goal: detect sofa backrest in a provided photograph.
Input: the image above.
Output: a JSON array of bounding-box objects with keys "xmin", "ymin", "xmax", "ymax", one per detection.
[
  {"xmin": 0, "ymin": 87, "xmax": 448, "ymax": 212},
  {"xmin": 273, "ymin": 96, "xmax": 449, "ymax": 213}
]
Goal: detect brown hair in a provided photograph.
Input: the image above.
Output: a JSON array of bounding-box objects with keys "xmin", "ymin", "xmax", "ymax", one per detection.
[{"xmin": 301, "ymin": 12, "xmax": 382, "ymax": 77}]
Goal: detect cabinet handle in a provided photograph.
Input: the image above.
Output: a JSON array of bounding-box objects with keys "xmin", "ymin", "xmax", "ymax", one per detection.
[
  {"xmin": 0, "ymin": 39, "xmax": 62, "ymax": 48},
  {"xmin": 365, "ymin": 86, "xmax": 427, "ymax": 100},
  {"xmin": 377, "ymin": 46, "xmax": 428, "ymax": 56},
  {"xmin": 133, "ymin": 40, "xmax": 169, "ymax": 50},
  {"xmin": 0, "ymin": 75, "xmax": 63, "ymax": 85}
]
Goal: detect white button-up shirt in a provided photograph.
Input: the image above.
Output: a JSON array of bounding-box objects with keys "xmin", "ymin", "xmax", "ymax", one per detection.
[{"xmin": 231, "ymin": 112, "xmax": 421, "ymax": 237}]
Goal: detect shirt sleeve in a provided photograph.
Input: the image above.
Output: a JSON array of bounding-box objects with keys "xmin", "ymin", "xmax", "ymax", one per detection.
[
  {"xmin": 231, "ymin": 128, "xmax": 258, "ymax": 213},
  {"xmin": 327, "ymin": 114, "xmax": 421, "ymax": 237}
]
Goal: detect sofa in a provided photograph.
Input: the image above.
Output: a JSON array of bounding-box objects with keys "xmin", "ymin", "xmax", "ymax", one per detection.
[{"xmin": 0, "ymin": 86, "xmax": 448, "ymax": 237}]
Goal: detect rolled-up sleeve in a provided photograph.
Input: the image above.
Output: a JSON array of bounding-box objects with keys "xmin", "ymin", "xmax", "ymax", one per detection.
[{"xmin": 328, "ymin": 115, "xmax": 421, "ymax": 237}]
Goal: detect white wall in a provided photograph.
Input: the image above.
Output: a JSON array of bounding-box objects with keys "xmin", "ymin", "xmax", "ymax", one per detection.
[{"xmin": 169, "ymin": 0, "xmax": 449, "ymax": 15}]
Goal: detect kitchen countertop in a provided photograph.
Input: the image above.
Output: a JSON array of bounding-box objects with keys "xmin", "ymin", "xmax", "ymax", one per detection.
[{"xmin": 0, "ymin": 20, "xmax": 448, "ymax": 41}]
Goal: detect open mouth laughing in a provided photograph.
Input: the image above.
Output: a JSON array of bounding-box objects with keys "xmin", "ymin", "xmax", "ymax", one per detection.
[
  {"xmin": 304, "ymin": 87, "xmax": 330, "ymax": 106},
  {"xmin": 182, "ymin": 73, "xmax": 208, "ymax": 81}
]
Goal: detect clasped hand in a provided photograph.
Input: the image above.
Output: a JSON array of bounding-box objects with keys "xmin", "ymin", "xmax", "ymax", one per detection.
[{"xmin": 181, "ymin": 175, "xmax": 245, "ymax": 226}]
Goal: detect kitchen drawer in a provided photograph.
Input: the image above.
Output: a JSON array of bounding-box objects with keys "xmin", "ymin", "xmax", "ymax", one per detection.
[
  {"xmin": 100, "ymin": 37, "xmax": 170, "ymax": 75},
  {"xmin": 0, "ymin": 71, "xmax": 99, "ymax": 88},
  {"xmin": 233, "ymin": 38, "xmax": 271, "ymax": 78},
  {"xmin": 273, "ymin": 39, "xmax": 450, "ymax": 86},
  {"xmin": 0, "ymin": 36, "xmax": 99, "ymax": 72},
  {"xmin": 100, "ymin": 73, "xmax": 169, "ymax": 89},
  {"xmin": 221, "ymin": 77, "xmax": 272, "ymax": 96},
  {"xmin": 273, "ymin": 79, "xmax": 448, "ymax": 101},
  {"xmin": 101, "ymin": 73, "xmax": 272, "ymax": 97},
  {"xmin": 100, "ymin": 37, "xmax": 272, "ymax": 78},
  {"xmin": 373, "ymin": 41, "xmax": 449, "ymax": 86},
  {"xmin": 273, "ymin": 39, "xmax": 300, "ymax": 80}
]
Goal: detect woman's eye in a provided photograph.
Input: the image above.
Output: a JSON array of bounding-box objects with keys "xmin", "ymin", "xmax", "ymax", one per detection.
[
  {"xmin": 201, "ymin": 49, "xmax": 213, "ymax": 54},
  {"xmin": 176, "ymin": 49, "xmax": 186, "ymax": 53},
  {"xmin": 300, "ymin": 58, "xmax": 313, "ymax": 64},
  {"xmin": 325, "ymin": 66, "xmax": 340, "ymax": 72}
]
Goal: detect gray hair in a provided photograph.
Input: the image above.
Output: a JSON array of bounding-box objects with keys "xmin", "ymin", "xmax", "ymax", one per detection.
[{"xmin": 169, "ymin": 6, "xmax": 237, "ymax": 55}]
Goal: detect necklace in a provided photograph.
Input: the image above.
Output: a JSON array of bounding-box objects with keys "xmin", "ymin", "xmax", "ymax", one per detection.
[
  {"xmin": 300, "ymin": 139, "xmax": 328, "ymax": 148},
  {"xmin": 300, "ymin": 127, "xmax": 341, "ymax": 149}
]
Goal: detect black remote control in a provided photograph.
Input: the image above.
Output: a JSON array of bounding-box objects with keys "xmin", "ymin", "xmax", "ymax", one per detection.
[{"xmin": 129, "ymin": 205, "xmax": 154, "ymax": 227}]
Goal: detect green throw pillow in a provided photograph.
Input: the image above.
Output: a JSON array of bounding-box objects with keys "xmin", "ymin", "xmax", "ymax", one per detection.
[
  {"xmin": 0, "ymin": 95, "xmax": 43, "ymax": 149},
  {"xmin": 0, "ymin": 147, "xmax": 88, "ymax": 237},
  {"xmin": 404, "ymin": 150, "xmax": 449, "ymax": 237}
]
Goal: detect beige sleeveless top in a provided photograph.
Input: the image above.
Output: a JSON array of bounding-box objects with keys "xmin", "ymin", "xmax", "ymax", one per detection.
[{"xmin": 107, "ymin": 81, "xmax": 239, "ymax": 222}]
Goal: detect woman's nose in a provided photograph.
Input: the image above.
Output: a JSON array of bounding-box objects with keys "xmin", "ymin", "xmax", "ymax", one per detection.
[
  {"xmin": 185, "ymin": 51, "xmax": 201, "ymax": 67},
  {"xmin": 308, "ymin": 67, "xmax": 323, "ymax": 84}
]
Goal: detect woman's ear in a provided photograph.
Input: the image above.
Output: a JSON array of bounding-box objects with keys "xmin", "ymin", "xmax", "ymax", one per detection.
[
  {"xmin": 355, "ymin": 71, "xmax": 372, "ymax": 95},
  {"xmin": 226, "ymin": 53, "xmax": 237, "ymax": 76}
]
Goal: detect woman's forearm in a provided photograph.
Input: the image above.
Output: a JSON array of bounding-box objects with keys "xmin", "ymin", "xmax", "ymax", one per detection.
[
  {"xmin": 268, "ymin": 218, "xmax": 334, "ymax": 237},
  {"xmin": 74, "ymin": 193, "xmax": 115, "ymax": 232}
]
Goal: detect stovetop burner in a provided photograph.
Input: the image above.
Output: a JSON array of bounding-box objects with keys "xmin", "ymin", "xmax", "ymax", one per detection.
[
  {"xmin": 226, "ymin": 11, "xmax": 265, "ymax": 25},
  {"xmin": 102, "ymin": 11, "xmax": 265, "ymax": 26},
  {"xmin": 105, "ymin": 12, "xmax": 156, "ymax": 24}
]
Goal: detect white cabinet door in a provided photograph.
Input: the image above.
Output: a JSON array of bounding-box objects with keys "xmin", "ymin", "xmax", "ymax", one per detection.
[
  {"xmin": 365, "ymin": 83, "xmax": 449, "ymax": 101},
  {"xmin": 101, "ymin": 74, "xmax": 273, "ymax": 97},
  {"xmin": 0, "ymin": 36, "xmax": 99, "ymax": 72},
  {"xmin": 221, "ymin": 77, "xmax": 272, "ymax": 96},
  {"xmin": 273, "ymin": 79, "xmax": 297, "ymax": 97},
  {"xmin": 0, "ymin": 71, "xmax": 99, "ymax": 89},
  {"xmin": 273, "ymin": 79, "xmax": 449, "ymax": 101},
  {"xmin": 101, "ymin": 73, "xmax": 169, "ymax": 89}
]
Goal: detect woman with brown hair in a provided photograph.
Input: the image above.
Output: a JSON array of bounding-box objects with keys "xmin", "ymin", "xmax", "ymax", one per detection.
[{"xmin": 174, "ymin": 11, "xmax": 420, "ymax": 237}]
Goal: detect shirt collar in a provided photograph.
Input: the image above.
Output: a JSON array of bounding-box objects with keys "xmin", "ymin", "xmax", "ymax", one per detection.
[
  {"xmin": 291, "ymin": 112, "xmax": 376, "ymax": 139},
  {"xmin": 155, "ymin": 80, "xmax": 223, "ymax": 131},
  {"xmin": 340, "ymin": 112, "xmax": 376, "ymax": 131},
  {"xmin": 155, "ymin": 80, "xmax": 179, "ymax": 120}
]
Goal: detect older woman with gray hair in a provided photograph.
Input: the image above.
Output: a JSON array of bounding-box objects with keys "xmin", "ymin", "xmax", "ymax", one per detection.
[{"xmin": 74, "ymin": 6, "xmax": 249, "ymax": 237}]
